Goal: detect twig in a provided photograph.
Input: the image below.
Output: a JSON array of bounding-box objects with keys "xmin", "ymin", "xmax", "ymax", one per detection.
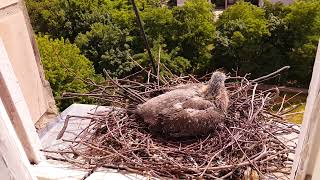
[
  {"xmin": 56, "ymin": 115, "xmax": 71, "ymax": 140},
  {"xmin": 81, "ymin": 165, "xmax": 100, "ymax": 180},
  {"xmin": 44, "ymin": 72, "xmax": 299, "ymax": 179},
  {"xmin": 224, "ymin": 126, "xmax": 264, "ymax": 177},
  {"xmin": 251, "ymin": 66, "xmax": 290, "ymax": 83}
]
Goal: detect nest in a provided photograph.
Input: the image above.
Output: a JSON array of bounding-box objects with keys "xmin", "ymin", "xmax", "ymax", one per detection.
[{"xmin": 45, "ymin": 68, "xmax": 300, "ymax": 179}]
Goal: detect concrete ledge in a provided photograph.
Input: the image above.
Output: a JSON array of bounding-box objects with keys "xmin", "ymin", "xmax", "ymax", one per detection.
[
  {"xmin": 37, "ymin": 104, "xmax": 146, "ymax": 180},
  {"xmin": 38, "ymin": 103, "xmax": 300, "ymax": 179},
  {"xmin": 31, "ymin": 160, "xmax": 146, "ymax": 180},
  {"xmin": 0, "ymin": 0, "xmax": 18, "ymax": 10},
  {"xmin": 40, "ymin": 104, "xmax": 110, "ymax": 149}
]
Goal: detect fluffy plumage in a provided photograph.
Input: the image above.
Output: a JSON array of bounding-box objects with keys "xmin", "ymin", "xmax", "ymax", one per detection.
[{"xmin": 136, "ymin": 71, "xmax": 229, "ymax": 137}]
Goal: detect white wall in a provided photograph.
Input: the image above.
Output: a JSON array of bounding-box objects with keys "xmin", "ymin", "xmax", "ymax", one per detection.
[
  {"xmin": 0, "ymin": 98, "xmax": 34, "ymax": 180},
  {"xmin": 0, "ymin": 0, "xmax": 57, "ymax": 124},
  {"xmin": 291, "ymin": 41, "xmax": 320, "ymax": 179}
]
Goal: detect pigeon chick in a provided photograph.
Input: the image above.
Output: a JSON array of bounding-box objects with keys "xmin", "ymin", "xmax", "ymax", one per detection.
[{"xmin": 136, "ymin": 71, "xmax": 229, "ymax": 137}]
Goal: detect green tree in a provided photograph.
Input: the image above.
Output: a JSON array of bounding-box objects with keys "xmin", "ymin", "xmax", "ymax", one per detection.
[
  {"xmin": 171, "ymin": 0, "xmax": 216, "ymax": 73},
  {"xmin": 213, "ymin": 0, "xmax": 320, "ymax": 87},
  {"xmin": 75, "ymin": 23, "xmax": 135, "ymax": 77},
  {"xmin": 134, "ymin": 39, "xmax": 191, "ymax": 77},
  {"xmin": 261, "ymin": 0, "xmax": 320, "ymax": 87},
  {"xmin": 27, "ymin": 0, "xmax": 111, "ymax": 42},
  {"xmin": 213, "ymin": 1, "xmax": 270, "ymax": 75},
  {"xmin": 138, "ymin": 0, "xmax": 216, "ymax": 74},
  {"xmin": 36, "ymin": 35, "xmax": 97, "ymax": 109},
  {"xmin": 27, "ymin": 0, "xmax": 216, "ymax": 76},
  {"xmin": 141, "ymin": 7, "xmax": 174, "ymax": 47},
  {"xmin": 27, "ymin": 0, "xmax": 320, "ymax": 88},
  {"xmin": 25, "ymin": 0, "xmax": 57, "ymax": 34},
  {"xmin": 284, "ymin": 0, "xmax": 320, "ymax": 86}
]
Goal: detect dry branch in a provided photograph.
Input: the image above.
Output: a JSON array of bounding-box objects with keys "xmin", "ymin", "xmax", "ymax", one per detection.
[{"xmin": 51, "ymin": 69, "xmax": 300, "ymax": 179}]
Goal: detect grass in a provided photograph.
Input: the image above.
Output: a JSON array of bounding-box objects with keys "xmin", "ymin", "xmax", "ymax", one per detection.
[
  {"xmin": 272, "ymin": 92, "xmax": 307, "ymax": 124},
  {"xmin": 284, "ymin": 103, "xmax": 305, "ymax": 124}
]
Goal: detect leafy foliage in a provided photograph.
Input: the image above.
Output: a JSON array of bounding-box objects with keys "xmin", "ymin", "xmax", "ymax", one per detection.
[
  {"xmin": 259, "ymin": 0, "xmax": 320, "ymax": 86},
  {"xmin": 213, "ymin": 1, "xmax": 270, "ymax": 75},
  {"xmin": 213, "ymin": 0, "xmax": 320, "ymax": 86},
  {"xmin": 171, "ymin": 0, "xmax": 216, "ymax": 72},
  {"xmin": 27, "ymin": 0, "xmax": 215, "ymax": 76},
  {"xmin": 27, "ymin": 0, "xmax": 320, "ymax": 93},
  {"xmin": 284, "ymin": 0, "xmax": 320, "ymax": 86},
  {"xmin": 134, "ymin": 39, "xmax": 191, "ymax": 77},
  {"xmin": 75, "ymin": 23, "xmax": 135, "ymax": 76},
  {"xmin": 36, "ymin": 35, "xmax": 98, "ymax": 109}
]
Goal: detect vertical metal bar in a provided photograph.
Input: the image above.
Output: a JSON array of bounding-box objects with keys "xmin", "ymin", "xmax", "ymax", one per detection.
[{"xmin": 130, "ymin": 0, "xmax": 157, "ymax": 75}]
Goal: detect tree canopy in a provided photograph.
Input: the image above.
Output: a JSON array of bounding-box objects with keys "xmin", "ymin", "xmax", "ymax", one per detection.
[
  {"xmin": 28, "ymin": 0, "xmax": 320, "ymax": 103},
  {"xmin": 213, "ymin": 1, "xmax": 270, "ymax": 74},
  {"xmin": 36, "ymin": 35, "xmax": 98, "ymax": 109},
  {"xmin": 212, "ymin": 0, "xmax": 320, "ymax": 86}
]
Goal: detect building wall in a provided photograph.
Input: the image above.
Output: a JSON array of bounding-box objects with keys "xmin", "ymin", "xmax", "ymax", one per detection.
[
  {"xmin": 0, "ymin": 155, "xmax": 13, "ymax": 180},
  {"xmin": 177, "ymin": 0, "xmax": 186, "ymax": 6},
  {"xmin": 0, "ymin": 0, "xmax": 57, "ymax": 124},
  {"xmin": 269, "ymin": 0, "xmax": 293, "ymax": 5},
  {"xmin": 0, "ymin": 98, "xmax": 34, "ymax": 179},
  {"xmin": 290, "ymin": 41, "xmax": 320, "ymax": 179},
  {"xmin": 177, "ymin": 0, "xmax": 293, "ymax": 8}
]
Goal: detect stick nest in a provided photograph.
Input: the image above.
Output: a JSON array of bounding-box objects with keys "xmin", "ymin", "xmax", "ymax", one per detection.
[{"xmin": 47, "ymin": 72, "xmax": 300, "ymax": 179}]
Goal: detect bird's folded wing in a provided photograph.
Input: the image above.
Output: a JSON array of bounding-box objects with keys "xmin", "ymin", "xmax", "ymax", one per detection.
[
  {"xmin": 181, "ymin": 97, "xmax": 216, "ymax": 110},
  {"xmin": 158, "ymin": 104, "xmax": 225, "ymax": 137}
]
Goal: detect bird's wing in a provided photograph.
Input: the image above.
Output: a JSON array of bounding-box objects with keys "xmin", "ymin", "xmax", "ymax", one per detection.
[
  {"xmin": 156, "ymin": 97, "xmax": 225, "ymax": 137},
  {"xmin": 158, "ymin": 106, "xmax": 224, "ymax": 137},
  {"xmin": 180, "ymin": 97, "xmax": 215, "ymax": 110},
  {"xmin": 137, "ymin": 89, "xmax": 199, "ymax": 125}
]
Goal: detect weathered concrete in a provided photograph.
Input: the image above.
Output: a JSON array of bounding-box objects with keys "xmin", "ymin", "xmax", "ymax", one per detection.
[
  {"xmin": 291, "ymin": 41, "xmax": 320, "ymax": 180},
  {"xmin": 0, "ymin": 0, "xmax": 57, "ymax": 125},
  {"xmin": 0, "ymin": 0, "xmax": 18, "ymax": 8},
  {"xmin": 0, "ymin": 38, "xmax": 44, "ymax": 163},
  {"xmin": 0, "ymin": 98, "xmax": 35, "ymax": 180},
  {"xmin": 38, "ymin": 104, "xmax": 146, "ymax": 180}
]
